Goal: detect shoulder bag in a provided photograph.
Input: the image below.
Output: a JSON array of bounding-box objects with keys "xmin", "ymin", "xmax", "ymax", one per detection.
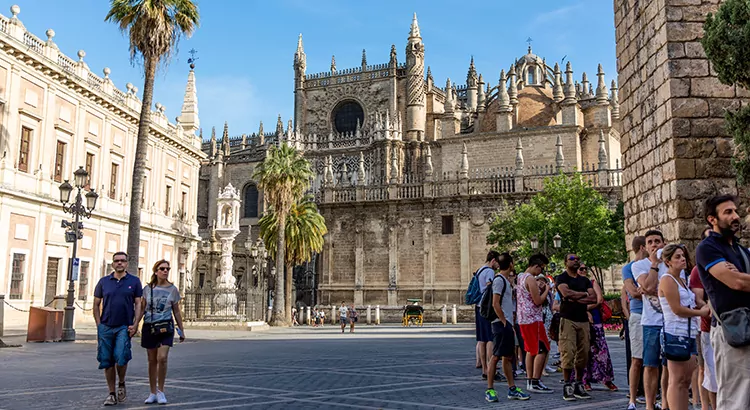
[{"xmin": 148, "ymin": 285, "xmax": 175, "ymax": 336}]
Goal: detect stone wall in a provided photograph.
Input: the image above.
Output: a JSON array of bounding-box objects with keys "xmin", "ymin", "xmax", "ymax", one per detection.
[{"xmin": 615, "ymin": 0, "xmax": 747, "ymax": 250}]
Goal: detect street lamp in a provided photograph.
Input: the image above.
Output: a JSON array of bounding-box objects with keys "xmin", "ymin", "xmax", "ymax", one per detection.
[
  {"xmin": 530, "ymin": 230, "xmax": 561, "ymax": 255},
  {"xmin": 59, "ymin": 166, "xmax": 98, "ymax": 342}
]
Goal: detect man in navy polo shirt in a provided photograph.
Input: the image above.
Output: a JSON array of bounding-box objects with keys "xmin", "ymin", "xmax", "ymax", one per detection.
[
  {"xmin": 93, "ymin": 251, "xmax": 143, "ymax": 406},
  {"xmin": 696, "ymin": 194, "xmax": 750, "ymax": 410}
]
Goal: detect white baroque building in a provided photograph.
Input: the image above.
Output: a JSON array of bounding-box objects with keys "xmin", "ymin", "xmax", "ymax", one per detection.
[{"xmin": 0, "ymin": 5, "xmax": 205, "ymax": 328}]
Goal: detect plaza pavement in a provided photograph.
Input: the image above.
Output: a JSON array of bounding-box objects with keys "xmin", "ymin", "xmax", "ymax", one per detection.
[{"xmin": 0, "ymin": 324, "xmax": 631, "ymax": 409}]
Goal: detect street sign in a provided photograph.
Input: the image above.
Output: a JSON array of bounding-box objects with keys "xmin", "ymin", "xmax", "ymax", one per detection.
[{"xmin": 71, "ymin": 258, "xmax": 80, "ymax": 281}]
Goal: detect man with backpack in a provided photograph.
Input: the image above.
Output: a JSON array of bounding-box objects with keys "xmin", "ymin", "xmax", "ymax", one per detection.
[
  {"xmin": 484, "ymin": 252, "xmax": 530, "ymax": 402},
  {"xmin": 468, "ymin": 250, "xmax": 503, "ymax": 380}
]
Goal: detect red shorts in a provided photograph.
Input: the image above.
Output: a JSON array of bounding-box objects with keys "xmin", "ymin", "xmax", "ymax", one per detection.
[{"xmin": 519, "ymin": 321, "xmax": 550, "ymax": 354}]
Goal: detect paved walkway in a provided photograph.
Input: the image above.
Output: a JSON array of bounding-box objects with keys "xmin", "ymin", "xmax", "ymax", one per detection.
[{"xmin": 0, "ymin": 324, "xmax": 631, "ymax": 409}]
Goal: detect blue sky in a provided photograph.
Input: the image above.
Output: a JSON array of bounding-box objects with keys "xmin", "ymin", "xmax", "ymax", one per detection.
[{"xmin": 12, "ymin": 0, "xmax": 616, "ymax": 138}]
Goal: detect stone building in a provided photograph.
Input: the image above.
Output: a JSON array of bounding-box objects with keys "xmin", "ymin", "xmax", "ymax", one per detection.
[
  {"xmin": 197, "ymin": 14, "xmax": 624, "ymax": 311},
  {"xmin": 0, "ymin": 6, "xmax": 205, "ymax": 328}
]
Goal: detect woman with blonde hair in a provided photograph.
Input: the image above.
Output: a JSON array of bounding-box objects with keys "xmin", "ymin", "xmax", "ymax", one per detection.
[
  {"xmin": 136, "ymin": 259, "xmax": 185, "ymax": 405},
  {"xmin": 659, "ymin": 244, "xmax": 709, "ymax": 410}
]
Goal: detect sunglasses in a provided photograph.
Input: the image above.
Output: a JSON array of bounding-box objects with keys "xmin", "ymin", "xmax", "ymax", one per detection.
[
  {"xmin": 158, "ymin": 267, "xmax": 171, "ymax": 271},
  {"xmin": 568, "ymin": 256, "xmax": 580, "ymax": 261}
]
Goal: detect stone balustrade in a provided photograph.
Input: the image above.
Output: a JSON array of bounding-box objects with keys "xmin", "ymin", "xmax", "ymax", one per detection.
[{"xmin": 319, "ymin": 167, "xmax": 623, "ymax": 204}]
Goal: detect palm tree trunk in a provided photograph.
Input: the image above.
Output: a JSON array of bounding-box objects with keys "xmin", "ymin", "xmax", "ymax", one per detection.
[
  {"xmin": 126, "ymin": 56, "xmax": 157, "ymax": 270},
  {"xmin": 285, "ymin": 262, "xmax": 293, "ymax": 323},
  {"xmin": 271, "ymin": 214, "xmax": 287, "ymax": 326}
]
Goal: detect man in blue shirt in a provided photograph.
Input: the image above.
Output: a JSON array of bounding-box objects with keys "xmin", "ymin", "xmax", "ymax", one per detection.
[
  {"xmin": 93, "ymin": 251, "xmax": 143, "ymax": 406},
  {"xmin": 696, "ymin": 195, "xmax": 750, "ymax": 410},
  {"xmin": 476, "ymin": 251, "xmax": 501, "ymax": 380},
  {"xmin": 622, "ymin": 236, "xmax": 647, "ymax": 410}
]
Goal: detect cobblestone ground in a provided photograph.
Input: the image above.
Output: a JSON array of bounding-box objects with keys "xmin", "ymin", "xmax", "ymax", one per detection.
[{"xmin": 0, "ymin": 325, "xmax": 630, "ymax": 409}]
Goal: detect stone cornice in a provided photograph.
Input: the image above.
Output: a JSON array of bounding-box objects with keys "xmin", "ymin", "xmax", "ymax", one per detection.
[{"xmin": 0, "ymin": 26, "xmax": 207, "ymax": 162}]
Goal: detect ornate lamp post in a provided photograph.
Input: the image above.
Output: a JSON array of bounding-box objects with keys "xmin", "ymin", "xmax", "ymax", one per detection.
[
  {"xmin": 59, "ymin": 166, "xmax": 98, "ymax": 342},
  {"xmin": 530, "ymin": 230, "xmax": 562, "ymax": 255}
]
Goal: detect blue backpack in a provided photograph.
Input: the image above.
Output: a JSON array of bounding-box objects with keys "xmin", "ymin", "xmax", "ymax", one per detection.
[{"xmin": 465, "ymin": 267, "xmax": 491, "ymax": 305}]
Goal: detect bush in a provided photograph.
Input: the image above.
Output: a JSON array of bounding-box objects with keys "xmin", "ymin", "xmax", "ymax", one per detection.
[{"xmin": 603, "ymin": 292, "xmax": 621, "ymax": 301}]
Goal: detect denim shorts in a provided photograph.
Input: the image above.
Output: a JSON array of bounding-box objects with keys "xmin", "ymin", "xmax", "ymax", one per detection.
[
  {"xmin": 642, "ymin": 325, "xmax": 664, "ymax": 368},
  {"xmin": 97, "ymin": 324, "xmax": 132, "ymax": 369}
]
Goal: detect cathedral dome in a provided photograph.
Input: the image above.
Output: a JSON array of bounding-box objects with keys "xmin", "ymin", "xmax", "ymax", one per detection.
[
  {"xmin": 515, "ymin": 46, "xmax": 547, "ymax": 87},
  {"xmin": 516, "ymin": 86, "xmax": 557, "ymax": 127}
]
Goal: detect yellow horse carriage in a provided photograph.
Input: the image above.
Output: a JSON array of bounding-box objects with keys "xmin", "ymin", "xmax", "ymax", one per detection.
[{"xmin": 402, "ymin": 299, "xmax": 424, "ymax": 327}]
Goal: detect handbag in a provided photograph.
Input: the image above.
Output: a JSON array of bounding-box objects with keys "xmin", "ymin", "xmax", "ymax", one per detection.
[
  {"xmin": 600, "ymin": 302, "xmax": 613, "ymax": 322},
  {"xmin": 149, "ymin": 285, "xmax": 174, "ymax": 336}
]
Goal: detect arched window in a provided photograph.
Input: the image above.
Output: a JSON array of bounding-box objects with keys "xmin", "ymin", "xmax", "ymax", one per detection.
[
  {"xmin": 243, "ymin": 183, "xmax": 259, "ymax": 218},
  {"xmin": 332, "ymin": 100, "xmax": 364, "ymax": 134},
  {"xmin": 527, "ymin": 66, "xmax": 537, "ymax": 85}
]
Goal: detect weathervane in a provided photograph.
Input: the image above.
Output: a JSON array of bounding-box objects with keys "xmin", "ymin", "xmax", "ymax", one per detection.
[
  {"xmin": 188, "ymin": 48, "xmax": 199, "ymax": 69},
  {"xmin": 526, "ymin": 37, "xmax": 533, "ymax": 52}
]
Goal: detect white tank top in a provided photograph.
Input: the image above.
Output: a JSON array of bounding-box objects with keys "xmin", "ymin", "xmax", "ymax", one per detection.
[{"xmin": 659, "ymin": 274, "xmax": 699, "ymax": 337}]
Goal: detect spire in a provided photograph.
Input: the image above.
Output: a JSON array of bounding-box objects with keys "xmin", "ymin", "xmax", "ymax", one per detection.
[
  {"xmin": 241, "ymin": 133, "xmax": 247, "ymax": 149},
  {"xmin": 445, "ymin": 77, "xmax": 454, "ymax": 113},
  {"xmin": 275, "ymin": 114, "xmax": 284, "ymax": 139},
  {"xmin": 515, "ymin": 138, "xmax": 525, "ymax": 172},
  {"xmin": 477, "ymin": 73, "xmax": 486, "ymax": 112},
  {"xmin": 460, "ymin": 142, "xmax": 469, "ymax": 180},
  {"xmin": 390, "ymin": 147, "xmax": 399, "ymax": 184},
  {"xmin": 177, "ymin": 66, "xmax": 200, "ymax": 134},
  {"xmin": 581, "ymin": 72, "xmax": 590, "ymax": 98},
  {"xmin": 222, "ymin": 122, "xmax": 230, "ymax": 157},
  {"xmin": 409, "ymin": 12, "xmax": 421, "ymax": 39},
  {"xmin": 610, "ymin": 80, "xmax": 620, "ymax": 119},
  {"xmin": 552, "ymin": 63, "xmax": 564, "ymax": 103},
  {"xmin": 563, "ymin": 62, "xmax": 577, "ymax": 103},
  {"xmin": 361, "ymin": 49, "xmax": 367, "ymax": 68},
  {"xmin": 425, "ymin": 144, "xmax": 434, "ymax": 180},
  {"xmin": 498, "ymin": 70, "xmax": 510, "ymax": 111},
  {"xmin": 555, "ymin": 135, "xmax": 564, "ymax": 172},
  {"xmin": 294, "ymin": 33, "xmax": 306, "ymax": 67},
  {"xmin": 324, "ymin": 156, "xmax": 334, "ymax": 186},
  {"xmin": 426, "ymin": 66, "xmax": 433, "ymax": 82},
  {"xmin": 210, "ymin": 126, "xmax": 217, "ymax": 157},
  {"xmin": 598, "ymin": 130, "xmax": 609, "ymax": 170},
  {"xmin": 389, "ymin": 44, "xmax": 398, "ymax": 67},
  {"xmin": 330, "ymin": 55, "xmax": 336, "ymax": 73},
  {"xmin": 357, "ymin": 151, "xmax": 366, "ymax": 185},
  {"xmin": 258, "ymin": 121, "xmax": 265, "ymax": 145},
  {"xmin": 508, "ymin": 65, "xmax": 518, "ymax": 105},
  {"xmin": 467, "ymin": 56, "xmax": 478, "ymax": 88},
  {"xmin": 596, "ymin": 64, "xmax": 608, "ymax": 103},
  {"xmin": 340, "ymin": 159, "xmax": 350, "ymax": 187}
]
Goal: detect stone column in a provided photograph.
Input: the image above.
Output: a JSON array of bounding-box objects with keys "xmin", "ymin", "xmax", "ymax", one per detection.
[
  {"xmin": 615, "ymin": 0, "xmax": 744, "ymax": 249},
  {"xmin": 354, "ymin": 219, "xmax": 364, "ymax": 305},
  {"xmin": 459, "ymin": 213, "xmax": 471, "ymax": 288},
  {"xmin": 387, "ymin": 221, "xmax": 399, "ymax": 306}
]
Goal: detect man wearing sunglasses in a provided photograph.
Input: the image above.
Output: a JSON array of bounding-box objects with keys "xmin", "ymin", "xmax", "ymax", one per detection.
[
  {"xmin": 556, "ymin": 253, "xmax": 596, "ymax": 401},
  {"xmin": 93, "ymin": 251, "xmax": 144, "ymax": 406}
]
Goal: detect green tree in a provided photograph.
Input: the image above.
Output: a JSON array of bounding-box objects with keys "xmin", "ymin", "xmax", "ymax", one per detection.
[
  {"xmin": 259, "ymin": 196, "xmax": 327, "ymax": 322},
  {"xmin": 487, "ymin": 174, "xmax": 627, "ymax": 283},
  {"xmin": 702, "ymin": 0, "xmax": 750, "ymax": 184},
  {"xmin": 253, "ymin": 143, "xmax": 314, "ymax": 326},
  {"xmin": 106, "ymin": 0, "xmax": 200, "ymax": 269}
]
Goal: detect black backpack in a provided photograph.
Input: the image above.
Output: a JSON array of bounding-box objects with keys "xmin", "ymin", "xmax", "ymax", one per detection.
[{"xmin": 479, "ymin": 275, "xmax": 507, "ymax": 321}]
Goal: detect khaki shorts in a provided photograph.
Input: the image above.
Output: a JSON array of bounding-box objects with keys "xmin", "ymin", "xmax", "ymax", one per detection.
[
  {"xmin": 559, "ymin": 318, "xmax": 590, "ymax": 370},
  {"xmin": 629, "ymin": 313, "xmax": 643, "ymax": 360},
  {"xmin": 712, "ymin": 325, "xmax": 750, "ymax": 409}
]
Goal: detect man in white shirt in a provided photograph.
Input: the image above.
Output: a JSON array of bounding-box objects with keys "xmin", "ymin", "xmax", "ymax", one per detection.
[{"xmin": 631, "ymin": 230, "xmax": 668, "ymax": 410}]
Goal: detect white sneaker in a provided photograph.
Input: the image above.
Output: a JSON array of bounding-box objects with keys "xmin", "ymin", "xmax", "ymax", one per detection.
[
  {"xmin": 156, "ymin": 391, "xmax": 167, "ymax": 405},
  {"xmin": 144, "ymin": 393, "xmax": 157, "ymax": 404}
]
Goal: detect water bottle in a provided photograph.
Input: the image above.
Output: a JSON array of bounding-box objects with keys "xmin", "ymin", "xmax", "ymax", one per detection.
[{"xmin": 176, "ymin": 327, "xmax": 184, "ymax": 340}]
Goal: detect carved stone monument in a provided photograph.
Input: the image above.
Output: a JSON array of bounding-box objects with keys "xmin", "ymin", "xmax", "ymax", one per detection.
[{"xmin": 212, "ymin": 183, "xmax": 241, "ymax": 316}]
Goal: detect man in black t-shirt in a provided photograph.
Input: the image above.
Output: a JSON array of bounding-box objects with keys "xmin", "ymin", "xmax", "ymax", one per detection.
[{"xmin": 555, "ymin": 254, "xmax": 596, "ymax": 402}]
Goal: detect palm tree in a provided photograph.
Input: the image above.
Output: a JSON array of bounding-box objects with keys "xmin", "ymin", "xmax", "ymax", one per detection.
[
  {"xmin": 259, "ymin": 196, "xmax": 327, "ymax": 322},
  {"xmin": 253, "ymin": 144, "xmax": 314, "ymax": 326},
  {"xmin": 106, "ymin": 0, "xmax": 199, "ymax": 269}
]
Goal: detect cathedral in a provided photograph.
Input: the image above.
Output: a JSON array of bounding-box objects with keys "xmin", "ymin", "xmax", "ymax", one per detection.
[{"xmin": 196, "ymin": 14, "xmax": 623, "ymax": 313}]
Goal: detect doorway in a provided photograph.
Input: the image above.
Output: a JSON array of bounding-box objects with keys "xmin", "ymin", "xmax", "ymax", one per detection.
[{"xmin": 45, "ymin": 257, "xmax": 61, "ymax": 306}]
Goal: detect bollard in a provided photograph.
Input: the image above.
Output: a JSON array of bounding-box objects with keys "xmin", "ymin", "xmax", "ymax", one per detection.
[
  {"xmin": 451, "ymin": 304, "xmax": 457, "ymax": 324},
  {"xmin": 267, "ymin": 306, "xmax": 273, "ymax": 323},
  {"xmin": 375, "ymin": 305, "xmax": 380, "ymax": 325},
  {"xmin": 306, "ymin": 306, "xmax": 311, "ymax": 325},
  {"xmin": 441, "ymin": 304, "xmax": 447, "ymax": 325},
  {"xmin": 366, "ymin": 305, "xmax": 372, "ymax": 325},
  {"xmin": 0, "ymin": 294, "xmax": 5, "ymax": 337},
  {"xmin": 331, "ymin": 306, "xmax": 336, "ymax": 325}
]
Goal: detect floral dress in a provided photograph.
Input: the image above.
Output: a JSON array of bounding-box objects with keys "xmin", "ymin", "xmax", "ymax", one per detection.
[{"xmin": 581, "ymin": 280, "xmax": 615, "ymax": 385}]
